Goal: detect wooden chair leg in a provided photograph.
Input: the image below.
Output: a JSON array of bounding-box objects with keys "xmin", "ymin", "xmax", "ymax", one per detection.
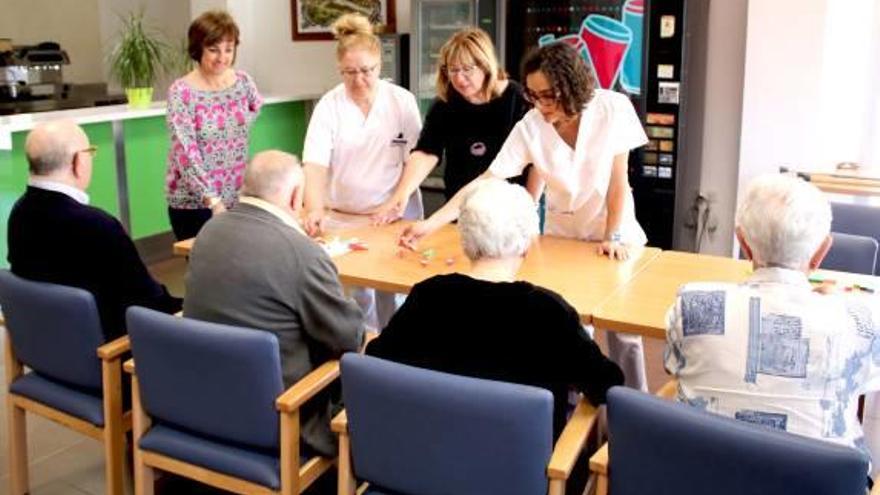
[
  {"xmin": 103, "ymin": 359, "xmax": 126, "ymax": 495},
  {"xmin": 280, "ymin": 411, "xmax": 301, "ymax": 495},
  {"xmin": 338, "ymin": 430, "xmax": 356, "ymax": 495},
  {"xmin": 7, "ymin": 401, "xmax": 28, "ymax": 495},
  {"xmin": 5, "ymin": 330, "xmax": 28, "ymax": 495},
  {"xmin": 131, "ymin": 376, "xmax": 154, "ymax": 495},
  {"xmin": 548, "ymin": 478, "xmax": 564, "ymax": 495},
  {"xmin": 595, "ymin": 473, "xmax": 609, "ymax": 495}
]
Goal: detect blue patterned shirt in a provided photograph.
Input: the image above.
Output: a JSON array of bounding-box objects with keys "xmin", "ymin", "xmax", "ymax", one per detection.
[{"xmin": 666, "ymin": 267, "xmax": 880, "ymax": 464}]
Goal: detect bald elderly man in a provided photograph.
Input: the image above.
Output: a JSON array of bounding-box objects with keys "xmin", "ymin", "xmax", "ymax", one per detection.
[
  {"xmin": 184, "ymin": 150, "xmax": 364, "ymax": 457},
  {"xmin": 9, "ymin": 120, "xmax": 181, "ymax": 340}
]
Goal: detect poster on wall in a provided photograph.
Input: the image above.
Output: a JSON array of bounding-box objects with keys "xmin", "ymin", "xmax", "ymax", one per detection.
[{"xmin": 291, "ymin": 0, "xmax": 396, "ymax": 41}]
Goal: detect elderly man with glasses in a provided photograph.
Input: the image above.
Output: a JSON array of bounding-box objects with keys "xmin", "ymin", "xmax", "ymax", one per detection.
[{"xmin": 8, "ymin": 120, "xmax": 181, "ymax": 340}]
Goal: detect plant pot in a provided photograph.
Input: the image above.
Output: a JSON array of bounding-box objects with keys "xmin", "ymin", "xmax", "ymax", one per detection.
[{"xmin": 125, "ymin": 87, "xmax": 154, "ymax": 109}]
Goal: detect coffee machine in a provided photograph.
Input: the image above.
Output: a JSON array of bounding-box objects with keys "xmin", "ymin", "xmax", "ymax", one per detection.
[{"xmin": 0, "ymin": 41, "xmax": 70, "ymax": 101}]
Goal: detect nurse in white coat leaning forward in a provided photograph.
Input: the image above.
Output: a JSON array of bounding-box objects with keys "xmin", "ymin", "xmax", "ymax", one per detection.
[
  {"xmin": 303, "ymin": 13, "xmax": 422, "ymax": 331},
  {"xmin": 400, "ymin": 42, "xmax": 650, "ymax": 390}
]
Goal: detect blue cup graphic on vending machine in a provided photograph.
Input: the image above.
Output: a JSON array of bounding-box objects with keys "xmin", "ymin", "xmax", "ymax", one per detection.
[{"xmin": 620, "ymin": 0, "xmax": 644, "ymax": 95}]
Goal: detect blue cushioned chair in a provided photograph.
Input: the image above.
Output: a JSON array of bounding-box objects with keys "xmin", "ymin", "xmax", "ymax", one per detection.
[
  {"xmin": 821, "ymin": 232, "xmax": 879, "ymax": 275},
  {"xmin": 0, "ymin": 270, "xmax": 130, "ymax": 495},
  {"xmin": 333, "ymin": 353, "xmax": 598, "ymax": 495},
  {"xmin": 592, "ymin": 386, "xmax": 869, "ymax": 495},
  {"xmin": 125, "ymin": 306, "xmax": 337, "ymax": 495},
  {"xmin": 831, "ymin": 202, "xmax": 880, "ymax": 275}
]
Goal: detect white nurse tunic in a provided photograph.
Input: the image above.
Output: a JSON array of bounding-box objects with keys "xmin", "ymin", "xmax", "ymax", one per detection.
[
  {"xmin": 489, "ymin": 89, "xmax": 648, "ymax": 243},
  {"xmin": 303, "ymin": 79, "xmax": 423, "ymax": 218}
]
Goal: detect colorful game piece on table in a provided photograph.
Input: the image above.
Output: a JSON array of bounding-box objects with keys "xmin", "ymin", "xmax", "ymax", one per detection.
[
  {"xmin": 314, "ymin": 237, "xmax": 364, "ymax": 258},
  {"xmin": 421, "ymin": 248, "xmax": 436, "ymax": 260},
  {"xmin": 445, "ymin": 257, "xmax": 455, "ymax": 266},
  {"xmin": 808, "ymin": 274, "xmax": 836, "ymax": 285}
]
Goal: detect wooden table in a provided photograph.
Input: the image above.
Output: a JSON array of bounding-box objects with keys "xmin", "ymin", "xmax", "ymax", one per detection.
[
  {"xmin": 173, "ymin": 221, "xmax": 662, "ymax": 324},
  {"xmin": 328, "ymin": 222, "xmax": 661, "ymax": 324},
  {"xmin": 592, "ymin": 250, "xmax": 880, "ymax": 340},
  {"xmin": 797, "ymin": 171, "xmax": 880, "ymax": 197}
]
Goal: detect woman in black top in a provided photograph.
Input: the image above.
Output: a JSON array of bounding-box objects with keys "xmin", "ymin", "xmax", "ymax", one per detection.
[
  {"xmin": 367, "ymin": 179, "xmax": 623, "ymax": 495},
  {"xmin": 372, "ymin": 28, "xmax": 538, "ymax": 223}
]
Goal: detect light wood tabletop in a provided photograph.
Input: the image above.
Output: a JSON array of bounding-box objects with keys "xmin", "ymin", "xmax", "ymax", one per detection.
[
  {"xmin": 176, "ymin": 219, "xmax": 663, "ymax": 324},
  {"xmin": 592, "ymin": 250, "xmax": 880, "ymax": 340},
  {"xmin": 592, "ymin": 251, "xmax": 750, "ymax": 340},
  {"xmin": 330, "ymin": 221, "xmax": 662, "ymax": 324}
]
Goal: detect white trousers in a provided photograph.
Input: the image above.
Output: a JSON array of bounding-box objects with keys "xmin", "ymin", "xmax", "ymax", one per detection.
[{"xmin": 584, "ymin": 325, "xmax": 648, "ymax": 392}]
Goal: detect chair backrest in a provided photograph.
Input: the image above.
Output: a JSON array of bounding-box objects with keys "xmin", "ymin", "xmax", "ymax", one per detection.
[
  {"xmin": 821, "ymin": 232, "xmax": 878, "ymax": 275},
  {"xmin": 126, "ymin": 306, "xmax": 285, "ymax": 451},
  {"xmin": 606, "ymin": 387, "xmax": 868, "ymax": 495},
  {"xmin": 0, "ymin": 270, "xmax": 104, "ymax": 391},
  {"xmin": 340, "ymin": 353, "xmax": 554, "ymax": 495},
  {"xmin": 831, "ymin": 202, "xmax": 880, "ymax": 275}
]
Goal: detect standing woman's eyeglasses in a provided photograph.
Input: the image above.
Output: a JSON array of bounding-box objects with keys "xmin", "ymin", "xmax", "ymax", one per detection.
[
  {"xmin": 523, "ymin": 89, "xmax": 560, "ymax": 107},
  {"xmin": 340, "ymin": 64, "xmax": 379, "ymax": 78},
  {"xmin": 443, "ymin": 64, "xmax": 478, "ymax": 77}
]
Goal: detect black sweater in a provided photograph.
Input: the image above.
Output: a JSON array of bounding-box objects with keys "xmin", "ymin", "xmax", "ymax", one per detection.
[{"xmin": 8, "ymin": 187, "xmax": 181, "ymax": 340}]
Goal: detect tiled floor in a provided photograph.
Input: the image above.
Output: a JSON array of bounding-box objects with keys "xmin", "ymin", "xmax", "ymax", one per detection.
[{"xmin": 0, "ymin": 256, "xmax": 670, "ymax": 495}]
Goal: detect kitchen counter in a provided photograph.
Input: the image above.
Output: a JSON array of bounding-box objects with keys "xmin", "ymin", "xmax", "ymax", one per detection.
[{"xmin": 0, "ymin": 93, "xmax": 318, "ymax": 266}]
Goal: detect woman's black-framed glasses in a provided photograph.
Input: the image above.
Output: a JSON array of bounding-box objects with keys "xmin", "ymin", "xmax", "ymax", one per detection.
[{"xmin": 524, "ymin": 89, "xmax": 559, "ymax": 106}]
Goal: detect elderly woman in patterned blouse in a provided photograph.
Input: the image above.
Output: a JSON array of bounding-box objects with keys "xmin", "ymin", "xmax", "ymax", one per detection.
[{"xmin": 165, "ymin": 10, "xmax": 262, "ymax": 240}]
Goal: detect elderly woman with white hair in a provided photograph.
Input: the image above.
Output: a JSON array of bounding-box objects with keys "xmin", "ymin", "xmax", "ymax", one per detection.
[
  {"xmin": 666, "ymin": 173, "xmax": 880, "ymax": 482},
  {"xmin": 367, "ymin": 178, "xmax": 624, "ymax": 494}
]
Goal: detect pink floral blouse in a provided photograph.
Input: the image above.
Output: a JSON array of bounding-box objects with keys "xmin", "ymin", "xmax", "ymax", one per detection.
[{"xmin": 165, "ymin": 71, "xmax": 262, "ymax": 209}]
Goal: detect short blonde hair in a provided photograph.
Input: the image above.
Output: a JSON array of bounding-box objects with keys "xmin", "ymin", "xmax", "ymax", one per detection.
[
  {"xmin": 331, "ymin": 13, "xmax": 380, "ymax": 60},
  {"xmin": 436, "ymin": 28, "xmax": 506, "ymax": 102}
]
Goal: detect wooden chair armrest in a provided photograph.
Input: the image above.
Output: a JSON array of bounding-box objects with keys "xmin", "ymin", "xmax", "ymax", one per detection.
[
  {"xmin": 589, "ymin": 442, "xmax": 609, "ymax": 475},
  {"xmin": 97, "ymin": 336, "xmax": 130, "ymax": 361},
  {"xmin": 656, "ymin": 379, "xmax": 678, "ymax": 400},
  {"xmin": 123, "ymin": 358, "xmax": 135, "ymax": 375},
  {"xmin": 331, "ymin": 410, "xmax": 348, "ymax": 434},
  {"xmin": 276, "ymin": 360, "xmax": 340, "ymax": 413},
  {"xmin": 547, "ymin": 397, "xmax": 599, "ymax": 480}
]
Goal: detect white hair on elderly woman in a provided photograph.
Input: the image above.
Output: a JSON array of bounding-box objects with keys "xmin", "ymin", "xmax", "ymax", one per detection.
[
  {"xmin": 736, "ymin": 174, "xmax": 831, "ymax": 269},
  {"xmin": 458, "ymin": 178, "xmax": 539, "ymax": 261}
]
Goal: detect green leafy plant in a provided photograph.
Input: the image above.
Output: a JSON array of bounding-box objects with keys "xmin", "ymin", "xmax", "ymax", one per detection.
[{"xmin": 107, "ymin": 10, "xmax": 172, "ymax": 88}]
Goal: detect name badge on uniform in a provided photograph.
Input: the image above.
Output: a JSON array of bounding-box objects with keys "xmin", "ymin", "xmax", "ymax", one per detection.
[{"xmin": 390, "ymin": 132, "xmax": 407, "ymax": 146}]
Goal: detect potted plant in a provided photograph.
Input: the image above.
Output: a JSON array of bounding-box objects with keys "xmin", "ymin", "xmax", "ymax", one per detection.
[{"xmin": 107, "ymin": 10, "xmax": 172, "ymax": 109}]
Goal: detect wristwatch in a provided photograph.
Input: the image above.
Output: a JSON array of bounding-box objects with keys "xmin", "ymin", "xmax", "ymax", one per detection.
[{"xmin": 607, "ymin": 231, "xmax": 623, "ymax": 243}]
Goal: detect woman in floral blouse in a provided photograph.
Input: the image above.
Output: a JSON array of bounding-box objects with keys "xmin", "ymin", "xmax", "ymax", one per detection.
[{"xmin": 165, "ymin": 10, "xmax": 262, "ymax": 240}]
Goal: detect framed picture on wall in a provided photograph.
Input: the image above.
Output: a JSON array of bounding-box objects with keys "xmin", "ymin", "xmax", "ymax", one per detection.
[{"xmin": 291, "ymin": 0, "xmax": 396, "ymax": 41}]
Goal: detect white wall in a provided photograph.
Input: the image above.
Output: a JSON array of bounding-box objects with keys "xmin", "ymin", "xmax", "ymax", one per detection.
[
  {"xmin": 99, "ymin": 0, "xmax": 192, "ymax": 95},
  {"xmin": 738, "ymin": 0, "xmax": 880, "ymax": 211},
  {"xmin": 1, "ymin": 0, "xmax": 103, "ymax": 84},
  {"xmin": 201, "ymin": 0, "xmax": 412, "ymax": 97}
]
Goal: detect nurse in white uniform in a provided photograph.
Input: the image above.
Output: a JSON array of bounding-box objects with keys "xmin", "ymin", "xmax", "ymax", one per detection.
[
  {"xmin": 303, "ymin": 13, "xmax": 422, "ymax": 330},
  {"xmin": 400, "ymin": 42, "xmax": 650, "ymax": 390}
]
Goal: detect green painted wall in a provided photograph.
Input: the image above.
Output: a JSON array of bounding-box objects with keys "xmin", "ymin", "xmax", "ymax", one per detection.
[
  {"xmin": 0, "ymin": 99, "xmax": 308, "ymax": 267},
  {"xmin": 125, "ymin": 116, "xmax": 172, "ymax": 239},
  {"xmin": 249, "ymin": 100, "xmax": 307, "ymax": 156}
]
